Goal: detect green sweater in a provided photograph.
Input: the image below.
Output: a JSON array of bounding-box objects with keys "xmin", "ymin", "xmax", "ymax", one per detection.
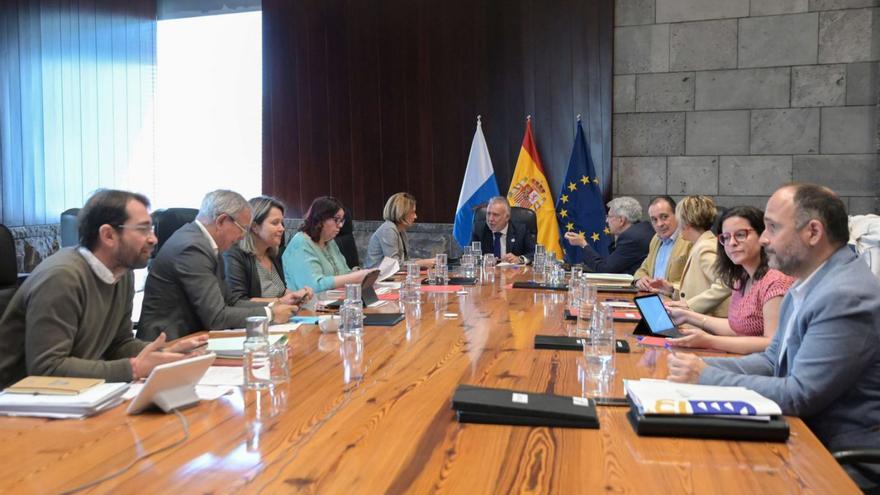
[{"xmin": 0, "ymin": 248, "xmax": 146, "ymax": 387}]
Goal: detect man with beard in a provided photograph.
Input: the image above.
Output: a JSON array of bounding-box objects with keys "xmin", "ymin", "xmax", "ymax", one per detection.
[
  {"xmin": 667, "ymin": 184, "xmax": 880, "ymax": 457},
  {"xmin": 0, "ymin": 190, "xmax": 206, "ymax": 387}
]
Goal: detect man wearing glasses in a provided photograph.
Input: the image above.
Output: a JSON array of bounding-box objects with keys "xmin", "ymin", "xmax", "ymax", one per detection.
[
  {"xmin": 563, "ymin": 196, "xmax": 654, "ymax": 274},
  {"xmin": 138, "ymin": 190, "xmax": 296, "ymax": 340},
  {"xmin": 0, "ymin": 189, "xmax": 207, "ymax": 387}
]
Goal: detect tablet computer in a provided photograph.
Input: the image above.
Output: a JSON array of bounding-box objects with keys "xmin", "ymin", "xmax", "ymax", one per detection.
[
  {"xmin": 633, "ymin": 294, "xmax": 686, "ymax": 339},
  {"xmin": 126, "ymin": 353, "xmax": 215, "ymax": 414}
]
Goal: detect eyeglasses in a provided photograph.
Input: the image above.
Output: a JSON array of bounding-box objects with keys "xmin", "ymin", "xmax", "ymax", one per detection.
[
  {"xmin": 331, "ymin": 215, "xmax": 345, "ymax": 226},
  {"xmin": 718, "ymin": 228, "xmax": 756, "ymax": 246},
  {"xmin": 223, "ymin": 213, "xmax": 249, "ymax": 234},
  {"xmin": 116, "ymin": 224, "xmax": 155, "ymax": 235}
]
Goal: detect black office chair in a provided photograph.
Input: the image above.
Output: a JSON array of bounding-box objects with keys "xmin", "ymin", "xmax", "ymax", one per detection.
[
  {"xmin": 151, "ymin": 208, "xmax": 199, "ymax": 256},
  {"xmin": 834, "ymin": 449, "xmax": 880, "ymax": 493},
  {"xmin": 60, "ymin": 208, "xmax": 80, "ymax": 247},
  {"xmin": 335, "ymin": 206, "xmax": 360, "ymax": 269},
  {"xmin": 472, "ymin": 205, "xmax": 538, "ymax": 244},
  {"xmin": 0, "ymin": 224, "xmax": 19, "ymax": 315}
]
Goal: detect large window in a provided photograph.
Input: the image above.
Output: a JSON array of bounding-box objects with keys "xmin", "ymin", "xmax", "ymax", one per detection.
[{"xmin": 153, "ymin": 11, "xmax": 262, "ymax": 209}]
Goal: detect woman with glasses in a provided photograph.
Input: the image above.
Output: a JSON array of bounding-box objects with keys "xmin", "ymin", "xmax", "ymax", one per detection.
[
  {"xmin": 223, "ymin": 196, "xmax": 313, "ymax": 309},
  {"xmin": 363, "ymin": 192, "xmax": 435, "ymax": 269},
  {"xmin": 283, "ymin": 196, "xmax": 374, "ymax": 292},
  {"xmin": 646, "ymin": 195, "xmax": 730, "ymax": 316},
  {"xmin": 665, "ymin": 206, "xmax": 794, "ymax": 354}
]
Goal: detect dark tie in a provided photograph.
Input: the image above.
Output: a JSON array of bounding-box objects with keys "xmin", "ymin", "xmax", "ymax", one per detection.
[{"xmin": 493, "ymin": 232, "xmax": 502, "ymax": 258}]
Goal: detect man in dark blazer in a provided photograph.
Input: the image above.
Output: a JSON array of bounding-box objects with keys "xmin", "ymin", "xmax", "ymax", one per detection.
[
  {"xmin": 138, "ymin": 190, "xmax": 296, "ymax": 340},
  {"xmin": 563, "ymin": 196, "xmax": 654, "ymax": 274},
  {"xmin": 471, "ymin": 196, "xmax": 536, "ymax": 264}
]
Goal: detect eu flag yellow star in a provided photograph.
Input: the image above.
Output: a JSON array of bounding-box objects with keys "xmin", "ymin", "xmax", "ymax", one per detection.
[
  {"xmin": 566, "ymin": 222, "xmax": 574, "ymax": 231},
  {"xmin": 604, "ymin": 227, "xmax": 611, "ymax": 235},
  {"xmin": 578, "ymin": 231, "xmax": 585, "ymax": 237},
  {"xmin": 591, "ymin": 232, "xmax": 600, "ymax": 242},
  {"xmin": 580, "ymin": 175, "xmax": 590, "ymax": 185},
  {"xmin": 568, "ymin": 182, "xmax": 577, "ymax": 192},
  {"xmin": 592, "ymin": 177, "xmax": 599, "ymax": 184},
  {"xmin": 559, "ymin": 209, "xmax": 568, "ymax": 218},
  {"xmin": 560, "ymin": 194, "xmax": 569, "ymax": 204}
]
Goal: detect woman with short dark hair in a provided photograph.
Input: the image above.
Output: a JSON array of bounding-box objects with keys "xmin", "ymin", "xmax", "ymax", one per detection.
[
  {"xmin": 282, "ymin": 196, "xmax": 373, "ymax": 292},
  {"xmin": 223, "ymin": 196, "xmax": 313, "ymax": 308}
]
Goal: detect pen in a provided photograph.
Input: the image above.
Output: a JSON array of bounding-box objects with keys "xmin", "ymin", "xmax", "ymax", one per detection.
[{"xmin": 664, "ymin": 342, "xmax": 678, "ymax": 356}]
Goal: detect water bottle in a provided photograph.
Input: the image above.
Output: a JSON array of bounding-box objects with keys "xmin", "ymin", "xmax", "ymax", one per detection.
[{"xmin": 243, "ymin": 316, "xmax": 272, "ymax": 390}]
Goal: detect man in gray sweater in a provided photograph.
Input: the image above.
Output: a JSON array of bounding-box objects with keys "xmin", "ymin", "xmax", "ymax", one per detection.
[{"xmin": 0, "ymin": 190, "xmax": 206, "ymax": 388}]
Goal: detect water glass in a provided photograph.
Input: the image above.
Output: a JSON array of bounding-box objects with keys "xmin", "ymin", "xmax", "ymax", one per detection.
[
  {"xmin": 243, "ymin": 316, "xmax": 271, "ymax": 390},
  {"xmin": 426, "ymin": 267, "xmax": 438, "ymax": 284},
  {"xmin": 567, "ymin": 275, "xmax": 582, "ymax": 310},
  {"xmin": 268, "ymin": 341, "xmax": 290, "ymax": 385},
  {"xmin": 401, "ymin": 277, "xmax": 421, "ymax": 303},
  {"xmin": 575, "ymin": 283, "xmax": 597, "ymax": 336},
  {"xmin": 340, "ymin": 300, "xmax": 364, "ymax": 337},
  {"xmin": 405, "ymin": 261, "xmax": 420, "ymax": 281},
  {"xmin": 570, "ymin": 266, "xmax": 583, "ymax": 283},
  {"xmin": 245, "ymin": 315, "xmax": 268, "ymax": 340},
  {"xmin": 585, "ymin": 309, "xmax": 615, "ymax": 378},
  {"xmin": 340, "ymin": 334, "xmax": 365, "ymax": 383},
  {"xmin": 460, "ymin": 254, "xmax": 475, "ymax": 278},
  {"xmin": 435, "ymin": 253, "xmax": 447, "ymax": 268},
  {"xmin": 437, "ymin": 264, "xmax": 449, "ymax": 284},
  {"xmin": 344, "ymin": 283, "xmax": 361, "ymax": 304},
  {"xmin": 471, "ymin": 241, "xmax": 482, "ymax": 254}
]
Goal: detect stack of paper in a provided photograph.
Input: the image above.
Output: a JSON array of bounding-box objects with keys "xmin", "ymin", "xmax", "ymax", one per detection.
[
  {"xmin": 583, "ymin": 273, "xmax": 634, "ymax": 287},
  {"xmin": 207, "ymin": 334, "xmax": 286, "ymax": 358},
  {"xmin": 625, "ymin": 379, "xmax": 782, "ymax": 419},
  {"xmin": 0, "ymin": 382, "xmax": 129, "ymax": 418}
]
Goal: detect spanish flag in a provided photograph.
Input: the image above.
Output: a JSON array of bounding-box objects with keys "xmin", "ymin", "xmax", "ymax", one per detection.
[{"xmin": 507, "ymin": 118, "xmax": 563, "ymax": 258}]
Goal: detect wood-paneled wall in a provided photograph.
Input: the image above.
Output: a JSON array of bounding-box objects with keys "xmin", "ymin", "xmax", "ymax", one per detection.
[
  {"xmin": 263, "ymin": 0, "xmax": 613, "ymax": 222},
  {"xmin": 0, "ymin": 0, "xmax": 156, "ymax": 226}
]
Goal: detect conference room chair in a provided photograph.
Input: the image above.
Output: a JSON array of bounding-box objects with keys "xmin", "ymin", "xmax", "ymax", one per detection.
[
  {"xmin": 335, "ymin": 206, "xmax": 360, "ymax": 269},
  {"xmin": 151, "ymin": 208, "xmax": 199, "ymax": 257},
  {"xmin": 472, "ymin": 205, "xmax": 539, "ymax": 247},
  {"xmin": 59, "ymin": 208, "xmax": 80, "ymax": 247},
  {"xmin": 0, "ymin": 224, "xmax": 19, "ymax": 316},
  {"xmin": 834, "ymin": 449, "xmax": 880, "ymax": 494}
]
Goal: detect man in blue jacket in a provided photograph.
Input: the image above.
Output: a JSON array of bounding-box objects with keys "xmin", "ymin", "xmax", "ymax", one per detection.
[
  {"xmin": 668, "ymin": 184, "xmax": 880, "ymax": 461},
  {"xmin": 563, "ymin": 196, "xmax": 654, "ymax": 274}
]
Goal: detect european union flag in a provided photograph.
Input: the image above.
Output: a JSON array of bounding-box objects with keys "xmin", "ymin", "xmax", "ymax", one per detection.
[{"xmin": 556, "ymin": 120, "xmax": 611, "ymax": 263}]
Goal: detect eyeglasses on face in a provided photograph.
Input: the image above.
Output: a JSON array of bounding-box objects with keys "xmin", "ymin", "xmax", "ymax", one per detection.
[
  {"xmin": 222, "ymin": 213, "xmax": 249, "ymax": 234},
  {"xmin": 116, "ymin": 224, "xmax": 155, "ymax": 235},
  {"xmin": 718, "ymin": 228, "xmax": 756, "ymax": 245},
  {"xmin": 330, "ymin": 215, "xmax": 345, "ymax": 226}
]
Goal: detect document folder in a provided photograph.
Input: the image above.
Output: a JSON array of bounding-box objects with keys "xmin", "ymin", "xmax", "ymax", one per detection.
[
  {"xmin": 452, "ymin": 384, "xmax": 598, "ymax": 427},
  {"xmin": 511, "ymin": 281, "xmax": 568, "ymax": 291},
  {"xmin": 363, "ymin": 313, "xmax": 404, "ymax": 326},
  {"xmin": 534, "ymin": 335, "xmax": 589, "ymax": 351},
  {"xmin": 625, "ymin": 400, "xmax": 789, "ymax": 442},
  {"xmin": 457, "ymin": 410, "xmax": 597, "ymax": 428}
]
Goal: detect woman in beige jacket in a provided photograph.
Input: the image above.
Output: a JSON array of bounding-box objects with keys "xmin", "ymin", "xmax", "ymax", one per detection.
[{"xmin": 647, "ymin": 196, "xmax": 730, "ymax": 317}]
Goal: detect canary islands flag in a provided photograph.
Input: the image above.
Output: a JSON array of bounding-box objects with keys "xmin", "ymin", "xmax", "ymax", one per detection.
[
  {"xmin": 557, "ymin": 120, "xmax": 611, "ymax": 263},
  {"xmin": 507, "ymin": 118, "xmax": 562, "ymax": 259},
  {"xmin": 454, "ymin": 117, "xmax": 500, "ymax": 249}
]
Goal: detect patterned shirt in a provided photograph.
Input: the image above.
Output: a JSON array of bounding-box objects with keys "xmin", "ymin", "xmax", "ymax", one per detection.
[{"xmin": 727, "ymin": 268, "xmax": 795, "ymax": 336}]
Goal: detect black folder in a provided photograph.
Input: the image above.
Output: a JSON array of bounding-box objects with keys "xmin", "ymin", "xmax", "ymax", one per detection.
[
  {"xmin": 626, "ymin": 400, "xmax": 790, "ymax": 442},
  {"xmin": 511, "ymin": 281, "xmax": 568, "ymax": 291},
  {"xmin": 457, "ymin": 410, "xmax": 597, "ymax": 429},
  {"xmin": 452, "ymin": 384, "xmax": 598, "ymax": 427},
  {"xmin": 363, "ymin": 313, "xmax": 404, "ymax": 326},
  {"xmin": 421, "ymin": 277, "xmax": 476, "ymax": 286},
  {"xmin": 595, "ymin": 286, "xmax": 639, "ymax": 293},
  {"xmin": 534, "ymin": 335, "xmax": 589, "ymax": 350}
]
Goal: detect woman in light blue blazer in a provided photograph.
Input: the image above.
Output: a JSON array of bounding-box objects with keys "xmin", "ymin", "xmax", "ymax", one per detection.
[{"xmin": 283, "ymin": 196, "xmax": 372, "ymax": 292}]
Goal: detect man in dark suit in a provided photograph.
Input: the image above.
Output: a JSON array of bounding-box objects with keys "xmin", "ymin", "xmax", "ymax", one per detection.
[
  {"xmin": 471, "ymin": 196, "xmax": 536, "ymax": 264},
  {"xmin": 138, "ymin": 190, "xmax": 296, "ymax": 340},
  {"xmin": 563, "ymin": 196, "xmax": 653, "ymax": 274}
]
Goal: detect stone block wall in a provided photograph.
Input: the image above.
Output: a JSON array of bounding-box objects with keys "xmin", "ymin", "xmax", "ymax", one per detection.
[{"xmin": 613, "ymin": 0, "xmax": 880, "ymax": 214}]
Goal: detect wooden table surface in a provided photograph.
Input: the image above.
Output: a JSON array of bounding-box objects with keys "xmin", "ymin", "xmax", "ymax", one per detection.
[{"xmin": 0, "ymin": 268, "xmax": 859, "ymax": 494}]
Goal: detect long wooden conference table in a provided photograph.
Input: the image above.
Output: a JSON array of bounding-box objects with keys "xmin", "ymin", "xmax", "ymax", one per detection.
[{"xmin": 0, "ymin": 267, "xmax": 859, "ymax": 493}]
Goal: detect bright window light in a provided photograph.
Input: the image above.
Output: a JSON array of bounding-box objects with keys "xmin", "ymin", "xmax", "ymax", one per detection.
[{"xmin": 154, "ymin": 11, "xmax": 262, "ymax": 210}]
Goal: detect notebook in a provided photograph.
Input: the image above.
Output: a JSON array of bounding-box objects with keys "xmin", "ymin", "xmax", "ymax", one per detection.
[{"xmin": 5, "ymin": 376, "xmax": 104, "ymax": 395}]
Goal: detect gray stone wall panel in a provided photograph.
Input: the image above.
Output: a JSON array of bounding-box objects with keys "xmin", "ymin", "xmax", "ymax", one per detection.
[
  {"xmin": 613, "ymin": 113, "xmax": 686, "ymax": 156},
  {"xmin": 791, "ymin": 65, "xmax": 846, "ymax": 107},
  {"xmin": 809, "ymin": 0, "xmax": 879, "ymax": 10},
  {"xmin": 635, "ymin": 72, "xmax": 695, "ymax": 112},
  {"xmin": 848, "ymin": 196, "xmax": 880, "ymax": 214},
  {"xmin": 686, "ymin": 110, "xmax": 750, "ymax": 155},
  {"xmin": 695, "ymin": 68, "xmax": 791, "ymax": 110},
  {"xmin": 656, "ymin": 0, "xmax": 749, "ymax": 23},
  {"xmin": 818, "ymin": 9, "xmax": 878, "ymax": 64},
  {"xmin": 793, "ymin": 154, "xmax": 878, "ymax": 195},
  {"xmin": 738, "ymin": 13, "xmax": 819, "ymax": 69},
  {"xmin": 820, "ymin": 106, "xmax": 877, "ymax": 153},
  {"xmin": 615, "ymin": 0, "xmax": 656, "ymax": 26},
  {"xmin": 667, "ymin": 156, "xmax": 720, "ymax": 195},
  {"xmin": 846, "ymin": 62, "xmax": 879, "ymax": 105},
  {"xmin": 669, "ymin": 20, "xmax": 738, "ymax": 71},
  {"xmin": 750, "ymin": 108, "xmax": 820, "ymax": 154},
  {"xmin": 615, "ymin": 24, "xmax": 670, "ymax": 74},
  {"xmin": 614, "ymin": 75, "xmax": 636, "ymax": 113},
  {"xmin": 719, "ymin": 156, "xmax": 793, "ymax": 195},
  {"xmin": 751, "ymin": 0, "xmax": 809, "ymax": 15},
  {"xmin": 616, "ymin": 157, "xmax": 668, "ymax": 195}
]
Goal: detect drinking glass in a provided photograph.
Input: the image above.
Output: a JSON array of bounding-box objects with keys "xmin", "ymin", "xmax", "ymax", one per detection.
[
  {"xmin": 471, "ymin": 241, "xmax": 481, "ymax": 254},
  {"xmin": 435, "ymin": 253, "xmax": 447, "ymax": 268},
  {"xmin": 405, "ymin": 261, "xmax": 420, "ymax": 281},
  {"xmin": 344, "ymin": 283, "xmax": 361, "ymax": 304},
  {"xmin": 268, "ymin": 341, "xmax": 290, "ymax": 385},
  {"xmin": 575, "ymin": 282, "xmax": 596, "ymax": 336}
]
